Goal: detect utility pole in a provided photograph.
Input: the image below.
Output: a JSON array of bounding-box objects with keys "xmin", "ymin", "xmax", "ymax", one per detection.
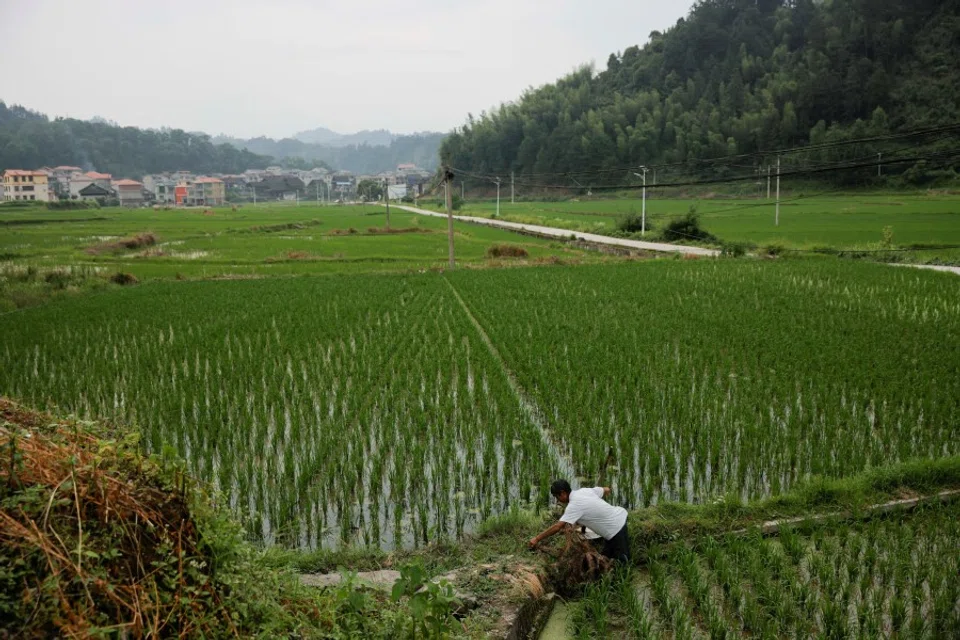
[
  {"xmin": 461, "ymin": 182, "xmax": 465, "ymax": 200},
  {"xmin": 877, "ymin": 152, "xmax": 882, "ymax": 178},
  {"xmin": 495, "ymin": 177, "xmax": 501, "ymax": 218},
  {"xmin": 253, "ymin": 184, "xmax": 257, "ymax": 206},
  {"xmin": 775, "ymin": 156, "xmax": 781, "ymax": 227},
  {"xmin": 511, "ymin": 170, "xmax": 515, "ymax": 204},
  {"xmin": 766, "ymin": 165, "xmax": 771, "ymax": 200},
  {"xmin": 384, "ymin": 179, "xmax": 391, "ymax": 230},
  {"xmin": 444, "ymin": 167, "xmax": 455, "ymax": 269},
  {"xmin": 632, "ymin": 167, "xmax": 648, "ymax": 236}
]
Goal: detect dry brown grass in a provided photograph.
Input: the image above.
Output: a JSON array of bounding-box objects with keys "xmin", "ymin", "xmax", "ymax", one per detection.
[
  {"xmin": 543, "ymin": 528, "xmax": 612, "ymax": 596},
  {"xmin": 486, "ymin": 243, "xmax": 530, "ymax": 259},
  {"xmin": 86, "ymin": 233, "xmax": 157, "ymax": 255},
  {"xmin": 365, "ymin": 227, "xmax": 431, "ymax": 235},
  {"xmin": 110, "ymin": 272, "xmax": 139, "ymax": 285},
  {"xmin": 0, "ymin": 398, "xmax": 232, "ymax": 638}
]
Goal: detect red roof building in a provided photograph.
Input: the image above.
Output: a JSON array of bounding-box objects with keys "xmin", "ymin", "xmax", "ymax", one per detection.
[{"xmin": 115, "ymin": 179, "xmax": 145, "ymax": 206}]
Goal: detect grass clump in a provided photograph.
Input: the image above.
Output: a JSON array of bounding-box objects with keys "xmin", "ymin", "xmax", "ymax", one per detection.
[
  {"xmin": 110, "ymin": 272, "xmax": 139, "ymax": 285},
  {"xmin": 486, "ymin": 244, "xmax": 529, "ymax": 258},
  {"xmin": 86, "ymin": 233, "xmax": 157, "ymax": 255}
]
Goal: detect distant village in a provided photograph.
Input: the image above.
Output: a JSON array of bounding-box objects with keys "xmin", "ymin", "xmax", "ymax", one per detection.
[{"xmin": 1, "ymin": 164, "xmax": 433, "ymax": 206}]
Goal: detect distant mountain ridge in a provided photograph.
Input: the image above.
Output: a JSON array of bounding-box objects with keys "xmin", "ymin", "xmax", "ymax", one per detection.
[
  {"xmin": 213, "ymin": 129, "xmax": 446, "ymax": 174},
  {"xmin": 293, "ymin": 127, "xmax": 397, "ymax": 148}
]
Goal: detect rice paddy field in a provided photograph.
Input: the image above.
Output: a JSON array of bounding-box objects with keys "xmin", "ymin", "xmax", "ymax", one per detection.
[
  {"xmin": 1, "ymin": 259, "xmax": 957, "ymax": 555},
  {"xmin": 0, "ymin": 203, "xmax": 589, "ymax": 281},
  {"xmin": 430, "ymin": 193, "xmax": 960, "ymax": 263},
  {"xmin": 3, "ymin": 199, "xmax": 959, "ymax": 637},
  {"xmin": 571, "ymin": 501, "xmax": 960, "ymax": 639}
]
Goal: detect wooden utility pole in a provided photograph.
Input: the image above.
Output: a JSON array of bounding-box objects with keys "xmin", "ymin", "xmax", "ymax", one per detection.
[
  {"xmin": 775, "ymin": 156, "xmax": 781, "ymax": 226},
  {"xmin": 384, "ymin": 180, "xmax": 390, "ymax": 230},
  {"xmin": 511, "ymin": 170, "xmax": 515, "ymax": 204},
  {"xmin": 444, "ymin": 167, "xmax": 455, "ymax": 269}
]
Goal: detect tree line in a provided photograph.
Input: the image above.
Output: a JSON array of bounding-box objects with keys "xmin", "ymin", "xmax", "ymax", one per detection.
[
  {"xmin": 441, "ymin": 0, "xmax": 960, "ymax": 187},
  {"xmin": 0, "ymin": 102, "xmax": 273, "ymax": 178}
]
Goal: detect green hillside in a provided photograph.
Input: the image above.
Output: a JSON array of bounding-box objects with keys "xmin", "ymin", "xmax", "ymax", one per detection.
[
  {"xmin": 0, "ymin": 102, "xmax": 271, "ymax": 177},
  {"xmin": 441, "ymin": 0, "xmax": 960, "ymax": 185}
]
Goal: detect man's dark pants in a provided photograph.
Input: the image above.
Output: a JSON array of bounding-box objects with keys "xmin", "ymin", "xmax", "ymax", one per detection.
[{"xmin": 602, "ymin": 523, "xmax": 631, "ymax": 564}]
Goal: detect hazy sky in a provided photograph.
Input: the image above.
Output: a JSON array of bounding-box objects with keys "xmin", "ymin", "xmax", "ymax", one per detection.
[{"xmin": 0, "ymin": 1, "xmax": 692, "ymax": 139}]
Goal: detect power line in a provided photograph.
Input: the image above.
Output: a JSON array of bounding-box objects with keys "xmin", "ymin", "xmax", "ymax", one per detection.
[
  {"xmin": 454, "ymin": 146, "xmax": 960, "ymax": 192},
  {"xmin": 453, "ymin": 122, "xmax": 960, "ymax": 181}
]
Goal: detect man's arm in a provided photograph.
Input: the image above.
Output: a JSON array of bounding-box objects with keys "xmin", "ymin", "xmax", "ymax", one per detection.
[{"xmin": 528, "ymin": 521, "xmax": 572, "ymax": 549}]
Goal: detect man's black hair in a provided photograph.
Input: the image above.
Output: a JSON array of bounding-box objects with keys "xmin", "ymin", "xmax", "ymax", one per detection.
[{"xmin": 550, "ymin": 479, "xmax": 571, "ymax": 497}]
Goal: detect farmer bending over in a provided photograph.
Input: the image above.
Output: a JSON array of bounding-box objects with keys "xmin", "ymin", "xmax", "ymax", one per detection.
[{"xmin": 528, "ymin": 479, "xmax": 631, "ymax": 564}]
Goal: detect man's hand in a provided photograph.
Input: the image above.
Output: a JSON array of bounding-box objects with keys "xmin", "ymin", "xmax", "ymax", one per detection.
[{"xmin": 528, "ymin": 537, "xmax": 540, "ymax": 550}]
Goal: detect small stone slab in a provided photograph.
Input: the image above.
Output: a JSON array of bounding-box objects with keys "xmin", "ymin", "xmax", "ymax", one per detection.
[{"xmin": 299, "ymin": 569, "xmax": 401, "ymax": 589}]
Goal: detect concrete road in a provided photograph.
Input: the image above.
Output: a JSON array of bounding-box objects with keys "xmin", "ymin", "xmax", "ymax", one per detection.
[{"xmin": 392, "ymin": 204, "xmax": 720, "ymax": 257}]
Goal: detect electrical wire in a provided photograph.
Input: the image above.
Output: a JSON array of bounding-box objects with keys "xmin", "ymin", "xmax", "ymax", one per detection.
[{"xmin": 450, "ymin": 122, "xmax": 960, "ymax": 181}]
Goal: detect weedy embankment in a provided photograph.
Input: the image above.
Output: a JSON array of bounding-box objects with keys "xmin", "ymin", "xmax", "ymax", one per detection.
[{"xmin": 0, "ymin": 399, "xmax": 363, "ymax": 638}]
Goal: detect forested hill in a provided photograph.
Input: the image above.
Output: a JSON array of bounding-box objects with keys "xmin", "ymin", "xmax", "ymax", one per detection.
[
  {"xmin": 214, "ymin": 132, "xmax": 446, "ymax": 174},
  {"xmin": 0, "ymin": 102, "xmax": 271, "ymax": 177},
  {"xmin": 441, "ymin": 0, "xmax": 960, "ymax": 182}
]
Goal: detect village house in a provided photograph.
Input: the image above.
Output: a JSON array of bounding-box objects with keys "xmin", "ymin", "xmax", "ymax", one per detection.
[
  {"xmin": 69, "ymin": 171, "xmax": 113, "ymax": 198},
  {"xmin": 252, "ymin": 175, "xmax": 305, "ymax": 201},
  {"xmin": 114, "ymin": 179, "xmax": 146, "ymax": 206},
  {"xmin": 77, "ymin": 183, "xmax": 113, "ymax": 200},
  {"xmin": 142, "ymin": 174, "xmax": 180, "ymax": 203},
  {"xmin": 187, "ymin": 177, "xmax": 226, "ymax": 205},
  {"xmin": 48, "ymin": 166, "xmax": 83, "ymax": 197},
  {"xmin": 2, "ymin": 170, "xmax": 54, "ymax": 202},
  {"xmin": 173, "ymin": 176, "xmax": 226, "ymax": 206}
]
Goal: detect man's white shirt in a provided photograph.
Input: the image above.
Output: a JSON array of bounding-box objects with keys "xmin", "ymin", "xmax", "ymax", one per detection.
[{"xmin": 558, "ymin": 487, "xmax": 627, "ymax": 540}]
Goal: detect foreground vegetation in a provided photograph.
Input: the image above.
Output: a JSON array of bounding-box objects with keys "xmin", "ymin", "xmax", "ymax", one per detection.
[
  {"xmin": 4, "ymin": 397, "xmax": 957, "ymax": 638},
  {"xmin": 1, "ymin": 259, "xmax": 956, "ymax": 552},
  {"xmin": 0, "ymin": 398, "xmax": 479, "ymax": 639}
]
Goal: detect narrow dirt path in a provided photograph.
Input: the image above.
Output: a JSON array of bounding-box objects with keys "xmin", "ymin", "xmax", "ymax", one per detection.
[
  {"xmin": 442, "ymin": 275, "xmax": 578, "ymax": 481},
  {"xmin": 394, "ymin": 204, "xmax": 720, "ymax": 257}
]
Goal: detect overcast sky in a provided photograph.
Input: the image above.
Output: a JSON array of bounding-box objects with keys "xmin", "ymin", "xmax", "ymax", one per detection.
[{"xmin": 0, "ymin": 1, "xmax": 692, "ymax": 139}]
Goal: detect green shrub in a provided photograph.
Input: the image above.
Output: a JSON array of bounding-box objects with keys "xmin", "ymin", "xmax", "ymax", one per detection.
[
  {"xmin": 615, "ymin": 210, "xmax": 651, "ymax": 234},
  {"xmin": 721, "ymin": 242, "xmax": 748, "ymax": 257},
  {"xmin": 663, "ymin": 211, "xmax": 717, "ymax": 243}
]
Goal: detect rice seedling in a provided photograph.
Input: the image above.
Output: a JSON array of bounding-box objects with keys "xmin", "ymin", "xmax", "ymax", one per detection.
[
  {"xmin": 632, "ymin": 501, "xmax": 960, "ymax": 639},
  {"xmin": 0, "ymin": 275, "xmax": 560, "ymax": 549},
  {"xmin": 2, "ymin": 258, "xmax": 957, "ymax": 564},
  {"xmin": 449, "ymin": 260, "xmax": 960, "ymax": 506}
]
